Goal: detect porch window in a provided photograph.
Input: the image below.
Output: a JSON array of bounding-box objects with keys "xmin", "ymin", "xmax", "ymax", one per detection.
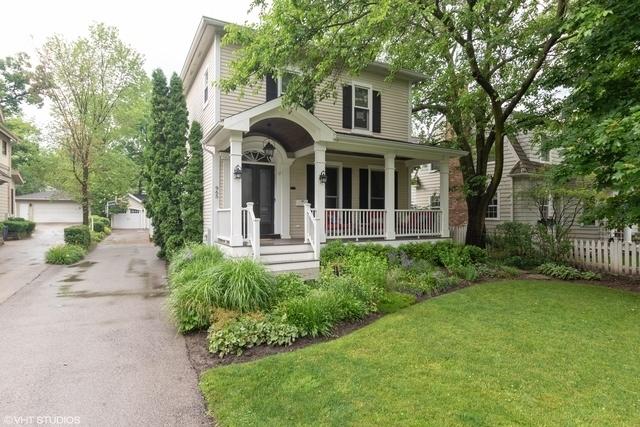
[
  {"xmin": 353, "ymin": 85, "xmax": 371, "ymax": 131},
  {"xmin": 486, "ymin": 194, "xmax": 499, "ymax": 219},
  {"xmin": 369, "ymin": 170, "xmax": 385, "ymax": 209},
  {"xmin": 325, "ymin": 167, "xmax": 339, "ymax": 208},
  {"xmin": 429, "ymin": 193, "xmax": 440, "ymax": 209},
  {"xmin": 203, "ymin": 68, "xmax": 209, "ymax": 105}
]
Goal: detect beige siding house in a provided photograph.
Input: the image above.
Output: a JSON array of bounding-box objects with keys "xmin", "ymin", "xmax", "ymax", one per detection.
[
  {"xmin": 181, "ymin": 17, "xmax": 466, "ymax": 274},
  {"xmin": 413, "ymin": 133, "xmax": 610, "ymax": 240},
  {"xmin": 0, "ymin": 111, "xmax": 22, "ymax": 221}
]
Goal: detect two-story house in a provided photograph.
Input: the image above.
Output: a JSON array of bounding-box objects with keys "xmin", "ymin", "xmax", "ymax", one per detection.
[
  {"xmin": 181, "ymin": 16, "xmax": 466, "ymax": 274},
  {"xmin": 413, "ymin": 132, "xmax": 615, "ymax": 241},
  {"xmin": 0, "ymin": 110, "xmax": 23, "ymax": 221}
]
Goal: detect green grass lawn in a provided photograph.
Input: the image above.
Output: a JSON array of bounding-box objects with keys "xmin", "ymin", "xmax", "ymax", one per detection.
[{"xmin": 200, "ymin": 281, "xmax": 640, "ymax": 426}]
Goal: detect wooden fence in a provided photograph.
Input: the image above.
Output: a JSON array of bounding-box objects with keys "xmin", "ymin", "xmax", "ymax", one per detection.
[
  {"xmin": 569, "ymin": 239, "xmax": 640, "ymax": 276},
  {"xmin": 450, "ymin": 225, "xmax": 467, "ymax": 244}
]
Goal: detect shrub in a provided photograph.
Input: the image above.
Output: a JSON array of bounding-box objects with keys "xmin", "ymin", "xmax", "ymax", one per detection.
[
  {"xmin": 320, "ymin": 240, "xmax": 392, "ymax": 266},
  {"xmin": 475, "ymin": 262, "xmax": 521, "ymax": 279},
  {"xmin": 3, "ymin": 218, "xmax": 36, "ymax": 238},
  {"xmin": 168, "ymin": 243, "xmax": 224, "ymax": 288},
  {"xmin": 378, "ymin": 291, "xmax": 416, "ymax": 314},
  {"xmin": 91, "ymin": 215, "xmax": 111, "ymax": 227},
  {"xmin": 208, "ymin": 258, "xmax": 275, "ymax": 313},
  {"xmin": 64, "ymin": 225, "xmax": 91, "ymax": 248},
  {"xmin": 168, "ymin": 267, "xmax": 224, "ymax": 333},
  {"xmin": 462, "ymin": 245, "xmax": 488, "ymax": 264},
  {"xmin": 275, "ymin": 289, "xmax": 347, "ymax": 337},
  {"xmin": 537, "ymin": 263, "xmax": 601, "ymax": 281},
  {"xmin": 46, "ymin": 244, "xmax": 86, "ymax": 265},
  {"xmin": 490, "ymin": 221, "xmax": 536, "ymax": 258},
  {"xmin": 503, "ymin": 255, "xmax": 543, "ymax": 270},
  {"xmin": 450, "ymin": 264, "xmax": 479, "ymax": 281},
  {"xmin": 208, "ymin": 315, "xmax": 299, "ymax": 357},
  {"xmin": 274, "ymin": 273, "xmax": 311, "ymax": 302},
  {"xmin": 341, "ymin": 252, "xmax": 388, "ymax": 290},
  {"xmin": 103, "ymin": 226, "xmax": 112, "ymax": 235},
  {"xmin": 93, "ymin": 222, "xmax": 105, "ymax": 232},
  {"xmin": 90, "ymin": 231, "xmax": 106, "ymax": 243}
]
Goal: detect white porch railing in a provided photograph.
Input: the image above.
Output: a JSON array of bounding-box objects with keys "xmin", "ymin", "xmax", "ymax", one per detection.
[
  {"xmin": 303, "ymin": 203, "xmax": 320, "ymax": 259},
  {"xmin": 325, "ymin": 209, "xmax": 387, "ymax": 239},
  {"xmin": 217, "ymin": 208, "xmax": 231, "ymax": 242},
  {"xmin": 395, "ymin": 209, "xmax": 442, "ymax": 237},
  {"xmin": 241, "ymin": 203, "xmax": 261, "ymax": 259}
]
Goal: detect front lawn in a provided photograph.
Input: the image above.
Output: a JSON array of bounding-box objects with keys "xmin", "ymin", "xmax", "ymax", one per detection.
[{"xmin": 200, "ymin": 280, "xmax": 640, "ymax": 426}]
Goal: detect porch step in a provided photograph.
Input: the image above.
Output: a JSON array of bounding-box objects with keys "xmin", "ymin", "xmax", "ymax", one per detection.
[
  {"xmin": 260, "ymin": 250, "xmax": 316, "ymax": 264},
  {"xmin": 259, "ymin": 242, "xmax": 319, "ymax": 278},
  {"xmin": 260, "ymin": 243, "xmax": 312, "ymax": 255},
  {"xmin": 264, "ymin": 260, "xmax": 320, "ymax": 274}
]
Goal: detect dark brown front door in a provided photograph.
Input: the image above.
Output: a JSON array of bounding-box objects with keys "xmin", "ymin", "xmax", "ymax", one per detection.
[{"xmin": 242, "ymin": 164, "xmax": 275, "ymax": 236}]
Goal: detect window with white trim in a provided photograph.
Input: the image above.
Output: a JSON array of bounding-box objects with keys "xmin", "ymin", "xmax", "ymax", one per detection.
[
  {"xmin": 540, "ymin": 148, "xmax": 550, "ymax": 162},
  {"xmin": 203, "ymin": 68, "xmax": 209, "ymax": 105},
  {"xmin": 541, "ymin": 196, "xmax": 552, "ymax": 219},
  {"xmin": 353, "ymin": 85, "xmax": 371, "ymax": 131},
  {"xmin": 277, "ymin": 71, "xmax": 296, "ymax": 96},
  {"xmin": 129, "ymin": 208, "xmax": 141, "ymax": 214},
  {"xmin": 486, "ymin": 194, "xmax": 499, "ymax": 219},
  {"xmin": 429, "ymin": 193, "xmax": 440, "ymax": 210}
]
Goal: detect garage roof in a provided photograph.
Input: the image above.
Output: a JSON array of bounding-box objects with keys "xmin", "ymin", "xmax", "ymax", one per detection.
[{"xmin": 16, "ymin": 190, "xmax": 76, "ymax": 202}]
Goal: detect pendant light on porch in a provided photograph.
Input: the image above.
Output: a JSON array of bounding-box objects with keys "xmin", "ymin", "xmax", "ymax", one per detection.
[
  {"xmin": 262, "ymin": 139, "xmax": 275, "ymax": 161},
  {"xmin": 233, "ymin": 165, "xmax": 242, "ymax": 179}
]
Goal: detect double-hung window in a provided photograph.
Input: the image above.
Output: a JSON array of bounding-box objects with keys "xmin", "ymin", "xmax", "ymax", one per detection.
[
  {"xmin": 353, "ymin": 85, "xmax": 371, "ymax": 131},
  {"xmin": 430, "ymin": 193, "xmax": 440, "ymax": 210},
  {"xmin": 203, "ymin": 68, "xmax": 209, "ymax": 105},
  {"xmin": 486, "ymin": 194, "xmax": 499, "ymax": 219},
  {"xmin": 278, "ymin": 71, "xmax": 296, "ymax": 96}
]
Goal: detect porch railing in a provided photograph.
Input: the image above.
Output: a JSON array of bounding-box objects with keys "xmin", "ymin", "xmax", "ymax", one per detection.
[
  {"xmin": 395, "ymin": 209, "xmax": 442, "ymax": 237},
  {"xmin": 242, "ymin": 203, "xmax": 261, "ymax": 259},
  {"xmin": 303, "ymin": 203, "xmax": 320, "ymax": 259},
  {"xmin": 325, "ymin": 209, "xmax": 387, "ymax": 239},
  {"xmin": 217, "ymin": 208, "xmax": 231, "ymax": 242}
]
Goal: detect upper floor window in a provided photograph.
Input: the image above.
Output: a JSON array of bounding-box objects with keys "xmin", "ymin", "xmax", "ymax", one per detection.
[
  {"xmin": 353, "ymin": 85, "xmax": 372, "ymax": 131},
  {"xmin": 430, "ymin": 193, "xmax": 440, "ymax": 210},
  {"xmin": 203, "ymin": 68, "xmax": 209, "ymax": 105},
  {"xmin": 540, "ymin": 147, "xmax": 550, "ymax": 162},
  {"xmin": 2, "ymin": 140, "xmax": 7, "ymax": 156},
  {"xmin": 278, "ymin": 71, "xmax": 296, "ymax": 96},
  {"xmin": 486, "ymin": 194, "xmax": 499, "ymax": 219}
]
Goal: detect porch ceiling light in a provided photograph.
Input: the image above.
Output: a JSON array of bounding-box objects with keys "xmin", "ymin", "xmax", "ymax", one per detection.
[
  {"xmin": 233, "ymin": 165, "xmax": 242, "ymax": 179},
  {"xmin": 263, "ymin": 140, "xmax": 275, "ymax": 161},
  {"xmin": 319, "ymin": 169, "xmax": 327, "ymax": 184}
]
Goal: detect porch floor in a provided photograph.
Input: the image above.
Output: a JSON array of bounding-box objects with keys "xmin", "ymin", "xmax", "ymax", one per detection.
[{"xmin": 259, "ymin": 236, "xmax": 448, "ymax": 246}]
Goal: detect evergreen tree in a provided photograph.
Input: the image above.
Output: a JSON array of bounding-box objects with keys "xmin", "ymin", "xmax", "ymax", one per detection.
[
  {"xmin": 181, "ymin": 121, "xmax": 204, "ymax": 244},
  {"xmin": 161, "ymin": 73, "xmax": 188, "ymax": 255},
  {"xmin": 144, "ymin": 69, "xmax": 169, "ymax": 256}
]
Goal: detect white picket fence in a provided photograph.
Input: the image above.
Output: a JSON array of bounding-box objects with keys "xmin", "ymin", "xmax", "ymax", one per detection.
[
  {"xmin": 569, "ymin": 239, "xmax": 640, "ymax": 276},
  {"xmin": 450, "ymin": 225, "xmax": 467, "ymax": 244}
]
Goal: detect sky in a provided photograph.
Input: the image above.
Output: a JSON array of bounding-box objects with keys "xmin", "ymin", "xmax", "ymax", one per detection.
[{"xmin": 0, "ymin": 0, "xmax": 259, "ymax": 129}]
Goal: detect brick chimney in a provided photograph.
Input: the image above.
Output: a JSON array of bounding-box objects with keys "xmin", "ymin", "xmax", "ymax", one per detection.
[{"xmin": 448, "ymin": 157, "xmax": 467, "ymax": 226}]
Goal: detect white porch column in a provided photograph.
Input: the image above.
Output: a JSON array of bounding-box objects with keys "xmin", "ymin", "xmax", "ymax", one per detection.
[
  {"xmin": 439, "ymin": 159, "xmax": 450, "ymax": 238},
  {"xmin": 314, "ymin": 144, "xmax": 326, "ymax": 242},
  {"xmin": 385, "ymin": 153, "xmax": 396, "ymax": 240},
  {"xmin": 211, "ymin": 148, "xmax": 220, "ymax": 245},
  {"xmin": 229, "ymin": 131, "xmax": 243, "ymax": 246}
]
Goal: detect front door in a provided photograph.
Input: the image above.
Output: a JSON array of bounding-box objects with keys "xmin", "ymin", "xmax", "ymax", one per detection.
[{"xmin": 242, "ymin": 163, "xmax": 275, "ymax": 236}]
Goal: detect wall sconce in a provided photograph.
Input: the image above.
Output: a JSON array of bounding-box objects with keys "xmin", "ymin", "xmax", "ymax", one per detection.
[
  {"xmin": 318, "ymin": 170, "xmax": 327, "ymax": 184},
  {"xmin": 263, "ymin": 140, "xmax": 275, "ymax": 161},
  {"xmin": 233, "ymin": 165, "xmax": 242, "ymax": 179}
]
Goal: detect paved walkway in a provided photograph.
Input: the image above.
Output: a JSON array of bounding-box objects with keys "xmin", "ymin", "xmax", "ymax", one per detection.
[{"xmin": 0, "ymin": 230, "xmax": 208, "ymax": 426}]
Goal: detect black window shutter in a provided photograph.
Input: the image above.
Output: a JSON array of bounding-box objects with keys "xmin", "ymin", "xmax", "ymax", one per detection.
[
  {"xmin": 266, "ymin": 74, "xmax": 278, "ymax": 101},
  {"xmin": 306, "ymin": 164, "xmax": 315, "ymax": 208},
  {"xmin": 372, "ymin": 90, "xmax": 381, "ymax": 133},
  {"xmin": 394, "ymin": 171, "xmax": 399, "ymax": 209},
  {"xmin": 342, "ymin": 85, "xmax": 352, "ymax": 129},
  {"xmin": 359, "ymin": 168, "xmax": 368, "ymax": 209},
  {"xmin": 342, "ymin": 168, "xmax": 352, "ymax": 209}
]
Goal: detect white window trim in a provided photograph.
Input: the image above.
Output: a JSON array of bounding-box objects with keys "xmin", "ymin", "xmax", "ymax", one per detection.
[
  {"xmin": 277, "ymin": 69, "xmax": 300, "ymax": 96},
  {"xmin": 429, "ymin": 193, "xmax": 441, "ymax": 210},
  {"xmin": 486, "ymin": 191, "xmax": 500, "ymax": 220},
  {"xmin": 307, "ymin": 161, "xmax": 343, "ymax": 208},
  {"xmin": 539, "ymin": 148, "xmax": 551, "ymax": 164},
  {"xmin": 203, "ymin": 67, "xmax": 210, "ymax": 108},
  {"xmin": 352, "ymin": 81, "xmax": 373, "ymax": 134}
]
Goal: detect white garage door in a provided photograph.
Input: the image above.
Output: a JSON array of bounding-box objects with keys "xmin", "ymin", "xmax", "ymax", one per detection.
[
  {"xmin": 18, "ymin": 201, "xmax": 83, "ymax": 223},
  {"xmin": 111, "ymin": 208, "xmax": 147, "ymax": 229}
]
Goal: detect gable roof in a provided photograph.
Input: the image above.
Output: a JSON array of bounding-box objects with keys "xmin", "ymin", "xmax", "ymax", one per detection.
[
  {"xmin": 16, "ymin": 190, "xmax": 76, "ymax": 202},
  {"xmin": 507, "ymin": 134, "xmax": 546, "ymax": 176}
]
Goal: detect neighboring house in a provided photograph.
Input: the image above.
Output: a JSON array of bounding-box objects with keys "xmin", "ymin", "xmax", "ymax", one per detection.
[
  {"xmin": 181, "ymin": 16, "xmax": 465, "ymax": 274},
  {"xmin": 0, "ymin": 110, "xmax": 23, "ymax": 221},
  {"xmin": 110, "ymin": 193, "xmax": 150, "ymax": 230},
  {"xmin": 413, "ymin": 133, "xmax": 613, "ymax": 241},
  {"xmin": 16, "ymin": 190, "xmax": 82, "ymax": 224}
]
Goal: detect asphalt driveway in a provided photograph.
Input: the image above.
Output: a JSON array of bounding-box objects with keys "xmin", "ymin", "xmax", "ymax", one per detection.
[{"xmin": 0, "ymin": 230, "xmax": 208, "ymax": 426}]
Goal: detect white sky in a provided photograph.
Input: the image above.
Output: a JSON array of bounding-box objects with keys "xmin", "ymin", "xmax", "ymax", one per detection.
[{"xmin": 1, "ymin": 0, "xmax": 258, "ymax": 129}]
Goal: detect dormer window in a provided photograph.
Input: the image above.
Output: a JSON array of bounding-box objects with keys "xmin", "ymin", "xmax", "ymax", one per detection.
[
  {"xmin": 353, "ymin": 85, "xmax": 371, "ymax": 131},
  {"xmin": 277, "ymin": 71, "xmax": 296, "ymax": 96},
  {"xmin": 203, "ymin": 68, "xmax": 209, "ymax": 105}
]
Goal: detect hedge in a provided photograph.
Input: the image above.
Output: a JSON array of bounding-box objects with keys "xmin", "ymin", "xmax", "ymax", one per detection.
[
  {"xmin": 2, "ymin": 217, "xmax": 36, "ymax": 239},
  {"xmin": 64, "ymin": 225, "xmax": 91, "ymax": 248}
]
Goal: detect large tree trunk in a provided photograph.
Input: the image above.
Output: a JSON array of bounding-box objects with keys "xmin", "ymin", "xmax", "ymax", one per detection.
[
  {"xmin": 81, "ymin": 165, "xmax": 90, "ymax": 225},
  {"xmin": 465, "ymin": 196, "xmax": 488, "ymax": 247}
]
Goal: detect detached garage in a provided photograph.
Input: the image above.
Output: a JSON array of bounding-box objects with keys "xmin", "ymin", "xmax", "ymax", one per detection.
[
  {"xmin": 110, "ymin": 193, "xmax": 150, "ymax": 230},
  {"xmin": 16, "ymin": 190, "xmax": 82, "ymax": 224}
]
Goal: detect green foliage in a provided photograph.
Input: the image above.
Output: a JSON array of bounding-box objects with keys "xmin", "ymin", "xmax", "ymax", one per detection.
[
  {"xmin": 5, "ymin": 117, "xmax": 50, "ymax": 195},
  {"xmin": 0, "ymin": 52, "xmax": 42, "ymax": 116},
  {"xmin": 181, "ymin": 121, "xmax": 204, "ymax": 243},
  {"xmin": 490, "ymin": 222, "xmax": 536, "ymax": 258},
  {"xmin": 64, "ymin": 225, "xmax": 91, "ymax": 248},
  {"xmin": 450, "ymin": 264, "xmax": 479, "ymax": 282},
  {"xmin": 320, "ymin": 240, "xmax": 391, "ymax": 266},
  {"xmin": 208, "ymin": 315, "xmax": 299, "ymax": 357},
  {"xmin": 90, "ymin": 230, "xmax": 106, "ymax": 242},
  {"xmin": 45, "ymin": 244, "xmax": 86, "ymax": 265},
  {"xmin": 274, "ymin": 273, "xmax": 311, "ymax": 301},
  {"xmin": 537, "ymin": 263, "xmax": 601, "ymax": 281},
  {"xmin": 378, "ymin": 291, "xmax": 416, "ymax": 314},
  {"xmin": 169, "ymin": 268, "xmax": 223, "ymax": 333},
  {"xmin": 168, "ymin": 243, "xmax": 225, "ymax": 288},
  {"xmin": 2, "ymin": 217, "xmax": 36, "ymax": 238},
  {"xmin": 207, "ymin": 258, "xmax": 275, "ymax": 313}
]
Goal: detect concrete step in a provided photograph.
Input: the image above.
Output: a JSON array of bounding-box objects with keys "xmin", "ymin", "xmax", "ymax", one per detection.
[
  {"xmin": 264, "ymin": 260, "xmax": 320, "ymax": 273},
  {"xmin": 260, "ymin": 243, "xmax": 312, "ymax": 255},
  {"xmin": 260, "ymin": 251, "xmax": 316, "ymax": 264},
  {"xmin": 271, "ymin": 267, "xmax": 319, "ymax": 280}
]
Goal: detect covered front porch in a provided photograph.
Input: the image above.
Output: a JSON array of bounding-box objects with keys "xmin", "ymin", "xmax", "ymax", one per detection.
[{"xmin": 203, "ymin": 98, "xmax": 464, "ymax": 266}]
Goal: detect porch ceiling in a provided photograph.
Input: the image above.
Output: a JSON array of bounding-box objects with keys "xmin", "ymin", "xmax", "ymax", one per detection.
[{"xmin": 246, "ymin": 118, "xmax": 314, "ymax": 152}]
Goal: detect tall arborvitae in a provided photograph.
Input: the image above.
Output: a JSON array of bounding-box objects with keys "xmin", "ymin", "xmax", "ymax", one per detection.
[
  {"xmin": 181, "ymin": 121, "xmax": 204, "ymax": 243},
  {"xmin": 144, "ymin": 69, "xmax": 169, "ymax": 256},
  {"xmin": 161, "ymin": 73, "xmax": 188, "ymax": 255}
]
